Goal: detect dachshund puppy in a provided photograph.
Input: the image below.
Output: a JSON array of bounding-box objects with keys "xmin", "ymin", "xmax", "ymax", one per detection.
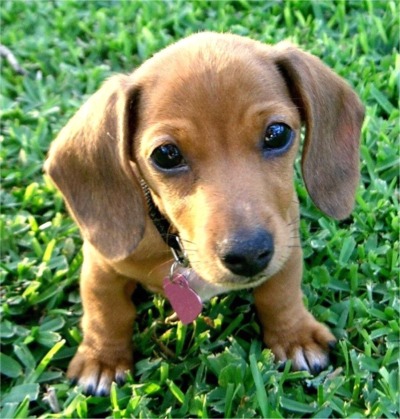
[{"xmin": 45, "ymin": 32, "xmax": 364, "ymax": 396}]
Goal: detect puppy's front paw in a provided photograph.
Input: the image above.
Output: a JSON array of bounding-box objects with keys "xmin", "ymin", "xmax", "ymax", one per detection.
[
  {"xmin": 67, "ymin": 343, "xmax": 133, "ymax": 396},
  {"xmin": 264, "ymin": 312, "xmax": 336, "ymax": 374}
]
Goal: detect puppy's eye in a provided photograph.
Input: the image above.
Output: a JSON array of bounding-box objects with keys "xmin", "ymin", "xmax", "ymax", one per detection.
[
  {"xmin": 263, "ymin": 123, "xmax": 293, "ymax": 153},
  {"xmin": 151, "ymin": 144, "xmax": 186, "ymax": 170}
]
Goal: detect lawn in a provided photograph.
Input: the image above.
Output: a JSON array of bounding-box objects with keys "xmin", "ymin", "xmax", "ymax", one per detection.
[{"xmin": 1, "ymin": 0, "xmax": 398, "ymax": 417}]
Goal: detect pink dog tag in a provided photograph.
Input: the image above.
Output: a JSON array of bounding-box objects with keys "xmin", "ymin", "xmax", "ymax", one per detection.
[{"xmin": 163, "ymin": 273, "xmax": 203, "ymax": 324}]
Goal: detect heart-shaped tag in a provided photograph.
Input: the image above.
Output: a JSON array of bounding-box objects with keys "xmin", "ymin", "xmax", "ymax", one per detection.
[{"xmin": 163, "ymin": 273, "xmax": 203, "ymax": 324}]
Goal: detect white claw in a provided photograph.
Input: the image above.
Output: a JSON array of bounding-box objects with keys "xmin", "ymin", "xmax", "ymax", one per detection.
[{"xmin": 292, "ymin": 348, "xmax": 311, "ymax": 372}]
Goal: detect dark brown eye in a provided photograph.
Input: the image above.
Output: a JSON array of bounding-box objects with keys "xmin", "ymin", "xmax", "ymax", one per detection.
[
  {"xmin": 151, "ymin": 144, "xmax": 186, "ymax": 170},
  {"xmin": 263, "ymin": 123, "xmax": 294, "ymax": 154}
]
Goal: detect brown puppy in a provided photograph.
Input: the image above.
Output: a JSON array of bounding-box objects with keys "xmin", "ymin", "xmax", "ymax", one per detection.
[{"xmin": 45, "ymin": 32, "xmax": 364, "ymax": 396}]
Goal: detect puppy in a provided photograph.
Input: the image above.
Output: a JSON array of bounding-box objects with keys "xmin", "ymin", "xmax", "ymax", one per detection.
[{"xmin": 45, "ymin": 32, "xmax": 364, "ymax": 396}]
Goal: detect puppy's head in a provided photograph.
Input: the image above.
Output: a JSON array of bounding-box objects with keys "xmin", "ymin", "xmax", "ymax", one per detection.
[{"xmin": 46, "ymin": 33, "xmax": 364, "ymax": 288}]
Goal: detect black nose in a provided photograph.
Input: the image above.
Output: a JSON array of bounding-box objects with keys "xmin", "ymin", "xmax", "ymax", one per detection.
[{"xmin": 217, "ymin": 229, "xmax": 274, "ymax": 277}]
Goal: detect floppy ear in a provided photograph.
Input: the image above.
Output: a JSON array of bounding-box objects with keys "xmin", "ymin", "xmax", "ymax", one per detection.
[
  {"xmin": 273, "ymin": 43, "xmax": 364, "ymax": 219},
  {"xmin": 45, "ymin": 74, "xmax": 145, "ymax": 260}
]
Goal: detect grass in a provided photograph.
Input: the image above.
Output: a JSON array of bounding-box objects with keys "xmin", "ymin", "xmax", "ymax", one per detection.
[{"xmin": 1, "ymin": 0, "xmax": 398, "ymax": 417}]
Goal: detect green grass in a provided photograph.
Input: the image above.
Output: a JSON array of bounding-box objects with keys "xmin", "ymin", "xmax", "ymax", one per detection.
[{"xmin": 1, "ymin": 0, "xmax": 398, "ymax": 417}]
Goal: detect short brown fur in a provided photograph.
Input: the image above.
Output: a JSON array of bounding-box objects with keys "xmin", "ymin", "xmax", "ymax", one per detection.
[{"xmin": 45, "ymin": 32, "xmax": 364, "ymax": 395}]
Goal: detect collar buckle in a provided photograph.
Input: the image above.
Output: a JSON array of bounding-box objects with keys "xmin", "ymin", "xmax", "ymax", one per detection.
[{"xmin": 170, "ymin": 236, "xmax": 190, "ymax": 267}]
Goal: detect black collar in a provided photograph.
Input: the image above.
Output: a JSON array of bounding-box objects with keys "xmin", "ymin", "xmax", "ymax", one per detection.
[{"xmin": 140, "ymin": 180, "xmax": 187, "ymax": 264}]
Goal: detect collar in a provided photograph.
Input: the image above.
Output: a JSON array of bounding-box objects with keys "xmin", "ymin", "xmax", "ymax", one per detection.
[{"xmin": 140, "ymin": 179, "xmax": 188, "ymax": 265}]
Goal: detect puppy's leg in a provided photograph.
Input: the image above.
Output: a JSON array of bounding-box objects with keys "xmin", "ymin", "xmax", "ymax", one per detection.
[
  {"xmin": 254, "ymin": 246, "xmax": 336, "ymax": 373},
  {"xmin": 67, "ymin": 256, "xmax": 136, "ymax": 396}
]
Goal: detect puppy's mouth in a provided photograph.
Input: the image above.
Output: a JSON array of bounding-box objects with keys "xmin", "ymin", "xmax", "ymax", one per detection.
[
  {"xmin": 191, "ymin": 271, "xmax": 270, "ymax": 301},
  {"xmin": 168, "ymin": 232, "xmax": 279, "ymax": 299},
  {"xmin": 176, "ymin": 261, "xmax": 271, "ymax": 302}
]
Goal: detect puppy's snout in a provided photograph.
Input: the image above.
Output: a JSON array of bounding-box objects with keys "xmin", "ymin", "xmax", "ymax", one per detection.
[{"xmin": 217, "ymin": 229, "xmax": 274, "ymax": 277}]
